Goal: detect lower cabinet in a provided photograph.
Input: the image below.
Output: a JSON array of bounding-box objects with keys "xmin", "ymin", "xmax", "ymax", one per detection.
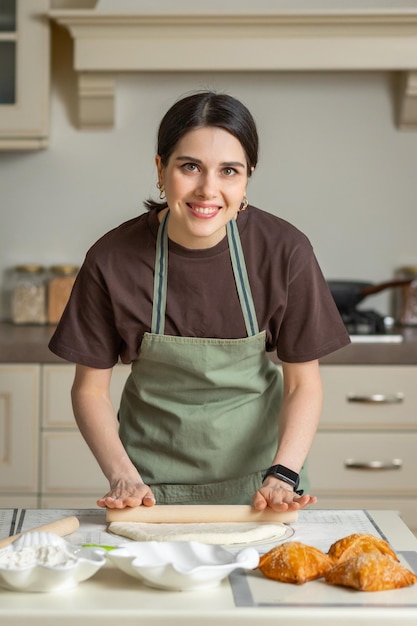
[
  {"xmin": 309, "ymin": 365, "xmax": 417, "ymax": 534},
  {"xmin": 0, "ymin": 362, "xmax": 130, "ymax": 509},
  {"xmin": 1, "ymin": 361, "xmax": 417, "ymax": 533},
  {"xmin": 0, "ymin": 365, "xmax": 39, "ymax": 505},
  {"xmin": 40, "ymin": 364, "xmax": 130, "ymax": 508}
]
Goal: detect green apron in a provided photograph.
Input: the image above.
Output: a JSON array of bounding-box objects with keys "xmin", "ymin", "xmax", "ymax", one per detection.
[{"xmin": 118, "ymin": 212, "xmax": 306, "ymax": 504}]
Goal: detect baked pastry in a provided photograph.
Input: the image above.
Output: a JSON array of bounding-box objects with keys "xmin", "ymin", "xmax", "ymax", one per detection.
[
  {"xmin": 324, "ymin": 552, "xmax": 417, "ymax": 592},
  {"xmin": 328, "ymin": 533, "xmax": 399, "ymax": 563},
  {"xmin": 258, "ymin": 541, "xmax": 334, "ymax": 584}
]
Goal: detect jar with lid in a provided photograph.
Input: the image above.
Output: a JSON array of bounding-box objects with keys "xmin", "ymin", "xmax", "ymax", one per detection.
[
  {"xmin": 47, "ymin": 265, "xmax": 78, "ymax": 324},
  {"xmin": 11, "ymin": 265, "xmax": 48, "ymax": 324},
  {"xmin": 394, "ymin": 266, "xmax": 417, "ymax": 326}
]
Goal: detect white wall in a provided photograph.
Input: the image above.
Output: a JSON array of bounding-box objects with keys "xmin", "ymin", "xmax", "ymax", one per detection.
[{"xmin": 1, "ymin": 24, "xmax": 417, "ymax": 320}]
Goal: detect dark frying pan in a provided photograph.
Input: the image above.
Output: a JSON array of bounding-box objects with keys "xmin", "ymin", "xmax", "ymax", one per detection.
[{"xmin": 327, "ymin": 279, "xmax": 412, "ymax": 314}]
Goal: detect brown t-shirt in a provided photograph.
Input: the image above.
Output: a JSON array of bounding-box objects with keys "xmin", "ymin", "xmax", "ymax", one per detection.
[{"xmin": 49, "ymin": 207, "xmax": 350, "ymax": 368}]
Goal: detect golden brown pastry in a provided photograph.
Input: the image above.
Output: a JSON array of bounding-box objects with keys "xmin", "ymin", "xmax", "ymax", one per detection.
[
  {"xmin": 258, "ymin": 541, "xmax": 334, "ymax": 584},
  {"xmin": 324, "ymin": 552, "xmax": 417, "ymax": 592},
  {"xmin": 328, "ymin": 533, "xmax": 399, "ymax": 563}
]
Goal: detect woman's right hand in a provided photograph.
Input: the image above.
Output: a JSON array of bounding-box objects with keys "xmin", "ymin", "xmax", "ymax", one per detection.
[{"xmin": 97, "ymin": 479, "xmax": 156, "ymax": 509}]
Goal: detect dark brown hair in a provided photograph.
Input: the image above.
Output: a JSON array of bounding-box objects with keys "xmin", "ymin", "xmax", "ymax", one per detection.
[{"xmin": 145, "ymin": 91, "xmax": 258, "ymax": 210}]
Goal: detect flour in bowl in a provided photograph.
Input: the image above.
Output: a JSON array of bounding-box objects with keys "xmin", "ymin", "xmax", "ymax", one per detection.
[{"xmin": 0, "ymin": 544, "xmax": 78, "ymax": 569}]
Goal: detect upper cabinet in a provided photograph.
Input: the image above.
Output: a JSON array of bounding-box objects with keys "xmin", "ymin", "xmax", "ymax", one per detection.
[
  {"xmin": 2, "ymin": 1, "xmax": 417, "ymax": 146},
  {"xmin": 49, "ymin": 1, "xmax": 417, "ymax": 131},
  {"xmin": 0, "ymin": 0, "xmax": 49, "ymax": 150}
]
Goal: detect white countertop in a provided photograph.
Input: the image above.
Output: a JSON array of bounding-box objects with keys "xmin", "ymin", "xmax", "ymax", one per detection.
[{"xmin": 1, "ymin": 508, "xmax": 417, "ymax": 625}]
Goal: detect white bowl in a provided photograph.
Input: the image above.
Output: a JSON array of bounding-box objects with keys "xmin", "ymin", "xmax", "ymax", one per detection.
[
  {"xmin": 0, "ymin": 532, "xmax": 106, "ymax": 592},
  {"xmin": 108, "ymin": 540, "xmax": 260, "ymax": 591}
]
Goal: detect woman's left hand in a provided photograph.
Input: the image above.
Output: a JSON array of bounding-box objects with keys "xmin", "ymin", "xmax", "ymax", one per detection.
[{"xmin": 252, "ymin": 479, "xmax": 317, "ymax": 511}]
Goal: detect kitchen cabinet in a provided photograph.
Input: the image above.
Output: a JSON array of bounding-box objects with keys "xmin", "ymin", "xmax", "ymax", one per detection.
[
  {"xmin": 40, "ymin": 363, "xmax": 130, "ymax": 508},
  {"xmin": 309, "ymin": 365, "xmax": 417, "ymax": 534},
  {"xmin": 50, "ymin": 4, "xmax": 417, "ymax": 130},
  {"xmin": 0, "ymin": 0, "xmax": 49, "ymax": 150},
  {"xmin": 0, "ymin": 362, "xmax": 130, "ymax": 509},
  {"xmin": 0, "ymin": 365, "xmax": 39, "ymax": 507}
]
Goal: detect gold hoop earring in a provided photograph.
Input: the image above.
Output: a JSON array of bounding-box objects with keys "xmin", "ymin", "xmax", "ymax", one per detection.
[
  {"xmin": 240, "ymin": 196, "xmax": 248, "ymax": 211},
  {"xmin": 156, "ymin": 182, "xmax": 166, "ymax": 200}
]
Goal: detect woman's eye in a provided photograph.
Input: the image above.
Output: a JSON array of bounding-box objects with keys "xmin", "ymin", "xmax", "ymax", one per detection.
[
  {"xmin": 182, "ymin": 163, "xmax": 199, "ymax": 172},
  {"xmin": 223, "ymin": 167, "xmax": 237, "ymax": 176}
]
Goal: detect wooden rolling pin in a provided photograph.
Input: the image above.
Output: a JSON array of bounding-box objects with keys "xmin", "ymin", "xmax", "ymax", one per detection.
[
  {"xmin": 106, "ymin": 505, "xmax": 298, "ymax": 524},
  {"xmin": 0, "ymin": 516, "xmax": 80, "ymax": 550}
]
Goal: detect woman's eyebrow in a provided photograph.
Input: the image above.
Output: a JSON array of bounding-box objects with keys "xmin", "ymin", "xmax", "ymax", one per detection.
[{"xmin": 175, "ymin": 155, "xmax": 245, "ymax": 168}]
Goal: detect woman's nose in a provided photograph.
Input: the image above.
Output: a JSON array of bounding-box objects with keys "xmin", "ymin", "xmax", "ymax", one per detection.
[{"xmin": 196, "ymin": 172, "xmax": 217, "ymax": 197}]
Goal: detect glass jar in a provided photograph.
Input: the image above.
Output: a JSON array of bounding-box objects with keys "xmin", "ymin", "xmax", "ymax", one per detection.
[
  {"xmin": 47, "ymin": 265, "xmax": 78, "ymax": 324},
  {"xmin": 394, "ymin": 266, "xmax": 417, "ymax": 326},
  {"xmin": 11, "ymin": 264, "xmax": 48, "ymax": 324}
]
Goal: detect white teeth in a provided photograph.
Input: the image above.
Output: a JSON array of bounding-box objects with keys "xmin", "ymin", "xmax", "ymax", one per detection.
[{"xmin": 193, "ymin": 206, "xmax": 218, "ymax": 215}]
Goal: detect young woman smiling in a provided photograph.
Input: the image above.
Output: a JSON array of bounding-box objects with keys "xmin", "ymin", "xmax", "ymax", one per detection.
[{"xmin": 49, "ymin": 91, "xmax": 350, "ymax": 512}]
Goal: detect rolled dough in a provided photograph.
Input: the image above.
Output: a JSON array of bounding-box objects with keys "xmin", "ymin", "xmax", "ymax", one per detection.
[{"xmin": 108, "ymin": 521, "xmax": 288, "ymax": 545}]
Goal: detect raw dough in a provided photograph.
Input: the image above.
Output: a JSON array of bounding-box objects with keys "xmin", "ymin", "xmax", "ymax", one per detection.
[{"xmin": 108, "ymin": 521, "xmax": 288, "ymax": 545}]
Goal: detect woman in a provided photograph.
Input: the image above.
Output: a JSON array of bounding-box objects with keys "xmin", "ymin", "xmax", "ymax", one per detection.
[{"xmin": 49, "ymin": 91, "xmax": 350, "ymax": 512}]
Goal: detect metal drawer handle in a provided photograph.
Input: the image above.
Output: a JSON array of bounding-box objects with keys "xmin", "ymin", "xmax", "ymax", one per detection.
[
  {"xmin": 345, "ymin": 459, "xmax": 403, "ymax": 471},
  {"xmin": 347, "ymin": 393, "xmax": 404, "ymax": 404}
]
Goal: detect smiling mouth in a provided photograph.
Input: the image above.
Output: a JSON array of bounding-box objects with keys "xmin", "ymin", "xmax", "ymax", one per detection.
[{"xmin": 189, "ymin": 205, "xmax": 220, "ymax": 216}]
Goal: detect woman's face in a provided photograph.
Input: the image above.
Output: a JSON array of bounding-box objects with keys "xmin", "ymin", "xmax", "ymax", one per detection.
[{"xmin": 156, "ymin": 126, "xmax": 250, "ymax": 249}]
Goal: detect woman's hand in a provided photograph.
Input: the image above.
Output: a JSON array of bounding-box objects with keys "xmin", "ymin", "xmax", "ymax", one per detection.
[
  {"xmin": 97, "ymin": 479, "xmax": 156, "ymax": 509},
  {"xmin": 252, "ymin": 477, "xmax": 317, "ymax": 512}
]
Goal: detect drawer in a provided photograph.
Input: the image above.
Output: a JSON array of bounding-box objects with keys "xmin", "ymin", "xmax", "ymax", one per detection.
[
  {"xmin": 320, "ymin": 365, "xmax": 417, "ymax": 429},
  {"xmin": 41, "ymin": 432, "xmax": 108, "ymax": 494},
  {"xmin": 308, "ymin": 432, "xmax": 417, "ymax": 496}
]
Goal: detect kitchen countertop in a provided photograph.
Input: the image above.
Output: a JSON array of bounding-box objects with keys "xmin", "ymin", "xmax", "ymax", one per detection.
[
  {"xmin": 0, "ymin": 321, "xmax": 417, "ymax": 365},
  {"xmin": 0, "ymin": 322, "xmax": 62, "ymax": 363},
  {"xmin": 1, "ymin": 508, "xmax": 417, "ymax": 625}
]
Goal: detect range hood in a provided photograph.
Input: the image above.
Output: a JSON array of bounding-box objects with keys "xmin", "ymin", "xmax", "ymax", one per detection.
[{"xmin": 49, "ymin": 1, "xmax": 417, "ymax": 129}]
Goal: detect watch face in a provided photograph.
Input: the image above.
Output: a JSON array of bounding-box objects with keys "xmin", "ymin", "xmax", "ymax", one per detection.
[
  {"xmin": 274, "ymin": 472, "xmax": 296, "ymax": 487},
  {"xmin": 263, "ymin": 465, "xmax": 299, "ymax": 488},
  {"xmin": 262, "ymin": 465, "xmax": 300, "ymax": 491}
]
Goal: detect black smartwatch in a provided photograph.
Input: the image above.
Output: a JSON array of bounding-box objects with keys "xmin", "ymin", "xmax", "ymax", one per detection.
[{"xmin": 262, "ymin": 464, "xmax": 304, "ymax": 495}]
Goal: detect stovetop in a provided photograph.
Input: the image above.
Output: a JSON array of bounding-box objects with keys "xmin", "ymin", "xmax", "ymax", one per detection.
[
  {"xmin": 341, "ymin": 308, "xmax": 386, "ymax": 334},
  {"xmin": 341, "ymin": 308, "xmax": 404, "ymax": 342}
]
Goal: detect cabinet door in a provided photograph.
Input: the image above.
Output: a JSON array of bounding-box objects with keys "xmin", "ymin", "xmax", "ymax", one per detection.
[
  {"xmin": 41, "ymin": 431, "xmax": 109, "ymax": 495},
  {"xmin": 41, "ymin": 363, "xmax": 130, "ymax": 495},
  {"xmin": 0, "ymin": 0, "xmax": 49, "ymax": 149},
  {"xmin": 42, "ymin": 363, "xmax": 131, "ymax": 428},
  {"xmin": 0, "ymin": 364, "xmax": 39, "ymax": 493}
]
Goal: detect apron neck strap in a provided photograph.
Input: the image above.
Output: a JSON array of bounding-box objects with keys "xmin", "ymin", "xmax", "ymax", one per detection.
[
  {"xmin": 151, "ymin": 211, "xmax": 259, "ymax": 336},
  {"xmin": 151, "ymin": 211, "xmax": 169, "ymax": 335},
  {"xmin": 226, "ymin": 218, "xmax": 259, "ymax": 336}
]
